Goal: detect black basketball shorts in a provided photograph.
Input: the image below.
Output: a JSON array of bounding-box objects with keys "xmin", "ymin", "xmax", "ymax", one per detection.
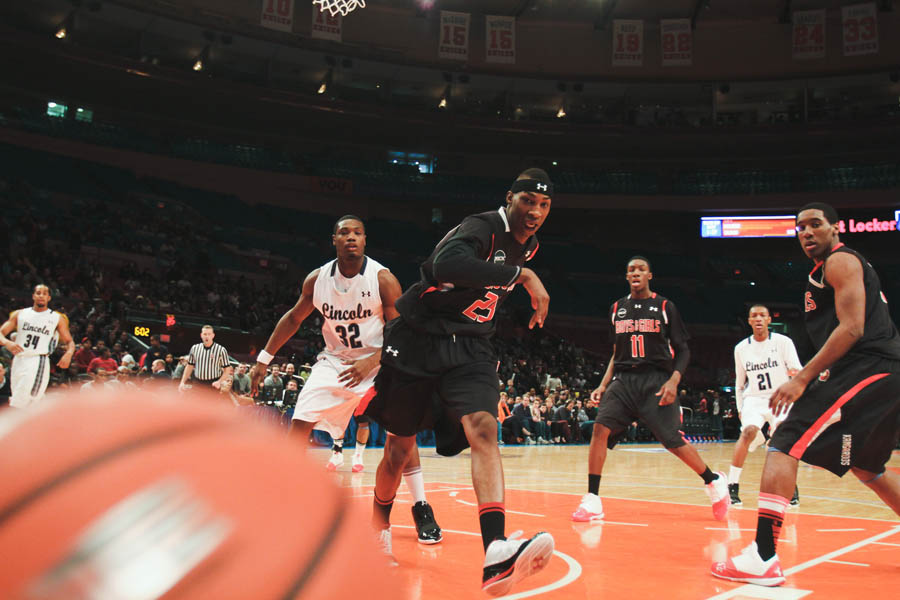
[
  {"xmin": 364, "ymin": 317, "xmax": 500, "ymax": 457},
  {"xmin": 770, "ymin": 357, "xmax": 900, "ymax": 477},
  {"xmin": 594, "ymin": 369, "xmax": 686, "ymax": 449}
]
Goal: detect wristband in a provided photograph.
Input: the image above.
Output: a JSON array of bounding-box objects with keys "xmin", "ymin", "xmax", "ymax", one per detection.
[{"xmin": 257, "ymin": 349, "xmax": 275, "ymax": 365}]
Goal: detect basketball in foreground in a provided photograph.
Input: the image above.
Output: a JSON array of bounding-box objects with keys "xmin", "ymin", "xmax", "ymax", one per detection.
[{"xmin": 0, "ymin": 390, "xmax": 397, "ymax": 599}]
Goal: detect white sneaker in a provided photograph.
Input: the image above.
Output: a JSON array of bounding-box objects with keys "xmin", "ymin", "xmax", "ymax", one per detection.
[
  {"xmin": 571, "ymin": 492, "xmax": 604, "ymax": 522},
  {"xmin": 711, "ymin": 542, "xmax": 785, "ymax": 586},
  {"xmin": 326, "ymin": 452, "xmax": 344, "ymax": 471},
  {"xmin": 482, "ymin": 531, "xmax": 554, "ymax": 597},
  {"xmin": 524, "ymin": 437, "xmax": 535, "ymax": 445},
  {"xmin": 705, "ymin": 472, "xmax": 729, "ymax": 521},
  {"xmin": 375, "ymin": 527, "xmax": 399, "ymax": 567},
  {"xmin": 352, "ymin": 452, "xmax": 364, "ymax": 473}
]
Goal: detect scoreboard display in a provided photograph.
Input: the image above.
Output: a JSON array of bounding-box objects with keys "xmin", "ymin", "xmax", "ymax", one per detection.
[{"xmin": 701, "ymin": 215, "xmax": 796, "ymax": 239}]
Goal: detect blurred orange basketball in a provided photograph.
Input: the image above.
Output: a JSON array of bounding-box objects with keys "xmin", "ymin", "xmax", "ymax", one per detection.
[{"xmin": 0, "ymin": 390, "xmax": 397, "ymax": 599}]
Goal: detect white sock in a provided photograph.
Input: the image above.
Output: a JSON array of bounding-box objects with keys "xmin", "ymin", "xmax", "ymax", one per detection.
[
  {"xmin": 332, "ymin": 438, "xmax": 343, "ymax": 453},
  {"xmin": 403, "ymin": 466, "xmax": 426, "ymax": 504},
  {"xmin": 728, "ymin": 465, "xmax": 742, "ymax": 485}
]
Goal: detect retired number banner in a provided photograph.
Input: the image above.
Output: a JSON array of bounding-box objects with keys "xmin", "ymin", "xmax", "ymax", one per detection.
[
  {"xmin": 486, "ymin": 15, "xmax": 515, "ymax": 64},
  {"xmin": 260, "ymin": 0, "xmax": 294, "ymax": 33},
  {"xmin": 311, "ymin": 9, "xmax": 341, "ymax": 41},
  {"xmin": 439, "ymin": 11, "xmax": 470, "ymax": 61},
  {"xmin": 660, "ymin": 19, "xmax": 691, "ymax": 66},
  {"xmin": 612, "ymin": 20, "xmax": 643, "ymax": 66},
  {"xmin": 792, "ymin": 9, "xmax": 825, "ymax": 59},
  {"xmin": 842, "ymin": 3, "xmax": 878, "ymax": 56}
]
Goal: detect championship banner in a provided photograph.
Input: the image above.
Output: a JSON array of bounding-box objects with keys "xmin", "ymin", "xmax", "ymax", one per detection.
[
  {"xmin": 792, "ymin": 9, "xmax": 825, "ymax": 60},
  {"xmin": 842, "ymin": 3, "xmax": 878, "ymax": 56},
  {"xmin": 612, "ymin": 20, "xmax": 643, "ymax": 67},
  {"xmin": 260, "ymin": 0, "xmax": 294, "ymax": 33},
  {"xmin": 311, "ymin": 8, "xmax": 342, "ymax": 41},
  {"xmin": 486, "ymin": 15, "xmax": 515, "ymax": 64},
  {"xmin": 439, "ymin": 11, "xmax": 470, "ymax": 61},
  {"xmin": 660, "ymin": 19, "xmax": 691, "ymax": 66}
]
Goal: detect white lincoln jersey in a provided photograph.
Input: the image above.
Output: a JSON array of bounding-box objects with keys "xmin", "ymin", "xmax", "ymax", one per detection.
[
  {"xmin": 313, "ymin": 256, "xmax": 387, "ymax": 361},
  {"xmin": 734, "ymin": 332, "xmax": 802, "ymax": 403},
  {"xmin": 15, "ymin": 308, "xmax": 61, "ymax": 357}
]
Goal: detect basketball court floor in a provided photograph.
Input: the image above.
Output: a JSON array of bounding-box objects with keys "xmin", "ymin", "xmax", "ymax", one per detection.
[{"xmin": 323, "ymin": 442, "xmax": 900, "ymax": 599}]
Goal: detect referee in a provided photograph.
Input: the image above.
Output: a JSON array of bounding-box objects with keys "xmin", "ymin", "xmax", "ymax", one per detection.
[{"xmin": 178, "ymin": 325, "xmax": 233, "ymax": 392}]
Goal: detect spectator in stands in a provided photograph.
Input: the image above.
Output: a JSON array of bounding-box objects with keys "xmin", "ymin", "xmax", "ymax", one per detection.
[
  {"xmin": 282, "ymin": 362, "xmax": 296, "ymax": 388},
  {"xmin": 87, "ymin": 347, "xmax": 118, "ymax": 374},
  {"xmin": 0, "ymin": 363, "xmax": 10, "ymax": 405},
  {"xmin": 111, "ymin": 342, "xmax": 125, "ymax": 364},
  {"xmin": 281, "ymin": 378, "xmax": 300, "ymax": 406},
  {"xmin": 81, "ymin": 368, "xmax": 112, "ymax": 392},
  {"xmin": 232, "ymin": 363, "xmax": 252, "ymax": 395},
  {"xmin": 263, "ymin": 364, "xmax": 284, "ymax": 399},
  {"xmin": 163, "ymin": 353, "xmax": 176, "ymax": 374},
  {"xmin": 529, "ymin": 397, "xmax": 551, "ymax": 443},
  {"xmin": 145, "ymin": 334, "xmax": 168, "ymax": 365},
  {"xmin": 551, "ymin": 401, "xmax": 573, "ymax": 443},
  {"xmin": 111, "ymin": 365, "xmax": 138, "ymax": 390},
  {"xmin": 150, "ymin": 359, "xmax": 170, "ymax": 381},
  {"xmin": 545, "ymin": 372, "xmax": 562, "ymax": 391},
  {"xmin": 72, "ymin": 338, "xmax": 95, "ymax": 373},
  {"xmin": 172, "ymin": 355, "xmax": 188, "ymax": 381},
  {"xmin": 512, "ymin": 396, "xmax": 534, "ymax": 442},
  {"xmin": 121, "ymin": 353, "xmax": 138, "ymax": 373}
]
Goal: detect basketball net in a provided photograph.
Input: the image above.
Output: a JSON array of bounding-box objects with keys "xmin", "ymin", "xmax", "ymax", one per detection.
[{"xmin": 313, "ymin": 0, "xmax": 366, "ymax": 17}]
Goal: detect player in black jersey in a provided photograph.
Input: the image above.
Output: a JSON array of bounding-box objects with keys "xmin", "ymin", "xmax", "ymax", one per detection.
[
  {"xmin": 572, "ymin": 257, "xmax": 730, "ymax": 523},
  {"xmin": 713, "ymin": 203, "xmax": 900, "ymax": 587},
  {"xmin": 364, "ymin": 168, "xmax": 555, "ymax": 596}
]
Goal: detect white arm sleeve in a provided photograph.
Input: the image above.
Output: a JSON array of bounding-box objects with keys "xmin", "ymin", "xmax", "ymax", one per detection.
[{"xmin": 734, "ymin": 344, "xmax": 746, "ymax": 413}]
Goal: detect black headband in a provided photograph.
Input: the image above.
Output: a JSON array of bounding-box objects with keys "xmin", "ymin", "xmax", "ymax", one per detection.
[{"xmin": 509, "ymin": 178, "xmax": 553, "ymax": 196}]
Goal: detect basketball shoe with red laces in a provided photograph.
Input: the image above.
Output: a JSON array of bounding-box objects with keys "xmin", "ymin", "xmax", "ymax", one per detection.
[{"xmin": 711, "ymin": 542, "xmax": 785, "ymax": 586}]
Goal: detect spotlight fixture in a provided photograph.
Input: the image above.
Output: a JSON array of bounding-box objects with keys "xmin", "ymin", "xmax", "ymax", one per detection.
[
  {"xmin": 318, "ymin": 67, "xmax": 333, "ymax": 94},
  {"xmin": 193, "ymin": 45, "xmax": 210, "ymax": 72},
  {"xmin": 438, "ymin": 84, "xmax": 450, "ymax": 109}
]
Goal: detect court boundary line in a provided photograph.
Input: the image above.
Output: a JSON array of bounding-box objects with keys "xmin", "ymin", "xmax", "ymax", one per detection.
[{"xmin": 704, "ymin": 525, "xmax": 900, "ymax": 600}]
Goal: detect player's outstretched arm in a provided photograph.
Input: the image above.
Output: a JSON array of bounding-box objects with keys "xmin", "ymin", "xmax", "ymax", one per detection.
[
  {"xmin": 516, "ymin": 268, "xmax": 549, "ymax": 329},
  {"xmin": 770, "ymin": 252, "xmax": 865, "ymax": 415},
  {"xmin": 338, "ymin": 269, "xmax": 402, "ymax": 388},
  {"xmin": 250, "ymin": 269, "xmax": 319, "ymax": 392},
  {"xmin": 0, "ymin": 311, "xmax": 23, "ymax": 355},
  {"xmin": 56, "ymin": 314, "xmax": 75, "ymax": 369}
]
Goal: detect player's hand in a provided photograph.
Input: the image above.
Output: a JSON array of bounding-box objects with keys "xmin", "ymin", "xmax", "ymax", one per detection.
[
  {"xmin": 339, "ymin": 354, "xmax": 379, "ymax": 388},
  {"xmin": 57, "ymin": 356, "xmax": 72, "ymax": 370},
  {"xmin": 590, "ymin": 385, "xmax": 606, "ymax": 402},
  {"xmin": 517, "ymin": 268, "xmax": 549, "ymax": 329},
  {"xmin": 249, "ymin": 363, "xmax": 267, "ymax": 397},
  {"xmin": 211, "ymin": 380, "xmax": 222, "ymax": 390},
  {"xmin": 4, "ymin": 341, "xmax": 24, "ymax": 355},
  {"xmin": 769, "ymin": 378, "xmax": 807, "ymax": 417},
  {"xmin": 655, "ymin": 380, "xmax": 677, "ymax": 406}
]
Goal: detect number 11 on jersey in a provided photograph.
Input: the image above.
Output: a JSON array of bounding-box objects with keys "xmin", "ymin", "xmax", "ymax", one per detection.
[{"xmin": 630, "ymin": 334, "xmax": 645, "ymax": 358}]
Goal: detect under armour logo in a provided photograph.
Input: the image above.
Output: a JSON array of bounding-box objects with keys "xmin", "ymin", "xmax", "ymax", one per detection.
[
  {"xmin": 536, "ymin": 183, "xmax": 547, "ymax": 191},
  {"xmin": 361, "ymin": 291, "xmax": 371, "ymax": 297},
  {"xmin": 385, "ymin": 346, "xmax": 398, "ymax": 357},
  {"xmin": 649, "ymin": 306, "xmax": 658, "ymax": 312},
  {"xmin": 634, "ymin": 304, "xmax": 642, "ymax": 309}
]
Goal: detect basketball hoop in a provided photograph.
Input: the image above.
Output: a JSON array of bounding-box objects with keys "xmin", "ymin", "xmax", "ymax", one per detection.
[{"xmin": 313, "ymin": 0, "xmax": 366, "ymax": 17}]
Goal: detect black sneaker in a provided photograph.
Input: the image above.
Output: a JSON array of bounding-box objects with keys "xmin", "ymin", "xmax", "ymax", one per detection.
[
  {"xmin": 728, "ymin": 483, "xmax": 742, "ymax": 506},
  {"xmin": 482, "ymin": 531, "xmax": 554, "ymax": 597},
  {"xmin": 411, "ymin": 501, "xmax": 442, "ymax": 544},
  {"xmin": 790, "ymin": 485, "xmax": 799, "ymax": 506}
]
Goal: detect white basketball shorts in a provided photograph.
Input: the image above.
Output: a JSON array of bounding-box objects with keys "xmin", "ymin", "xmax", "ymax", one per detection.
[
  {"xmin": 10, "ymin": 354, "xmax": 52, "ymax": 409},
  {"xmin": 293, "ymin": 353, "xmax": 379, "ymax": 438}
]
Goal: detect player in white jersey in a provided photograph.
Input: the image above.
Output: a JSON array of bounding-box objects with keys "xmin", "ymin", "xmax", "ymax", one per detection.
[
  {"xmin": 250, "ymin": 216, "xmax": 442, "ymax": 545},
  {"xmin": 728, "ymin": 304, "xmax": 802, "ymax": 506},
  {"xmin": 0, "ymin": 285, "xmax": 75, "ymax": 408}
]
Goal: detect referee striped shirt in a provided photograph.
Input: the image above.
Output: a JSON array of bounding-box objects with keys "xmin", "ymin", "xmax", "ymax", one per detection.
[{"xmin": 187, "ymin": 342, "xmax": 230, "ymax": 382}]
